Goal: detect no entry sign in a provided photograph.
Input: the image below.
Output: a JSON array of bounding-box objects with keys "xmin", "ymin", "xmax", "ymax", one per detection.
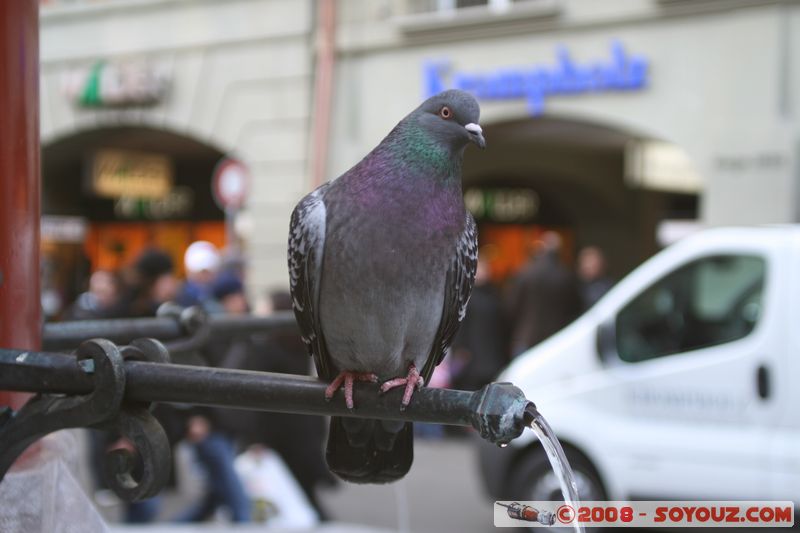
[{"xmin": 212, "ymin": 158, "xmax": 251, "ymax": 210}]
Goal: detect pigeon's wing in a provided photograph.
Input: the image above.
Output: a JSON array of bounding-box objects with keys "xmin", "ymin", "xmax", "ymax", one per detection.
[
  {"xmin": 288, "ymin": 183, "xmax": 334, "ymax": 380},
  {"xmin": 420, "ymin": 211, "xmax": 478, "ymax": 384}
]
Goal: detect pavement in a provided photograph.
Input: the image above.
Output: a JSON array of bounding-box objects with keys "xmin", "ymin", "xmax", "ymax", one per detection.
[
  {"xmin": 90, "ymin": 432, "xmax": 496, "ymax": 533},
  {"xmin": 10, "ymin": 430, "xmax": 796, "ymax": 533},
  {"xmin": 318, "ymin": 436, "xmax": 494, "ymax": 532}
]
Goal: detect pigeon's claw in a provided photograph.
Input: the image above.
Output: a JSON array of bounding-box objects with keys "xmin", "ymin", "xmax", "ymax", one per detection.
[
  {"xmin": 325, "ymin": 371, "xmax": 379, "ymax": 410},
  {"xmin": 379, "ymin": 363, "xmax": 424, "ymax": 410}
]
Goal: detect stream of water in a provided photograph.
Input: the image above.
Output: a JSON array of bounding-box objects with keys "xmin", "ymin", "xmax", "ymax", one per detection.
[{"xmin": 525, "ymin": 404, "xmax": 584, "ymax": 533}]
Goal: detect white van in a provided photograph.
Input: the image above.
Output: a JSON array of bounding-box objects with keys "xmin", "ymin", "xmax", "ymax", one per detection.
[{"xmin": 477, "ymin": 226, "xmax": 800, "ymax": 504}]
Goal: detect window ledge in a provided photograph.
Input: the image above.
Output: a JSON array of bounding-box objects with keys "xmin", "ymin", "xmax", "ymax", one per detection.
[
  {"xmin": 40, "ymin": 0, "xmax": 215, "ymax": 23},
  {"xmin": 393, "ymin": 0, "xmax": 562, "ymax": 36}
]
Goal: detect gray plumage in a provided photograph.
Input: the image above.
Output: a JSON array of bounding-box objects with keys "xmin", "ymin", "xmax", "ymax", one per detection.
[{"xmin": 288, "ymin": 89, "xmax": 483, "ymax": 483}]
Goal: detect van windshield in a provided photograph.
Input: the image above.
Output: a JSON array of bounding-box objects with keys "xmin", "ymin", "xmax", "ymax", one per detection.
[{"xmin": 615, "ymin": 254, "xmax": 765, "ymax": 363}]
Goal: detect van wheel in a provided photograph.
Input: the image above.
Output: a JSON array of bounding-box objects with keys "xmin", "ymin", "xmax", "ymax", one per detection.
[{"xmin": 507, "ymin": 446, "xmax": 606, "ymax": 502}]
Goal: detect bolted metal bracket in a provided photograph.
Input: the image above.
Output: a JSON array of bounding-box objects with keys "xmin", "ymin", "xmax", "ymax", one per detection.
[
  {"xmin": 0, "ymin": 338, "xmax": 173, "ymax": 501},
  {"xmin": 468, "ymin": 382, "xmax": 532, "ymax": 446},
  {"xmin": 98, "ymin": 404, "xmax": 171, "ymax": 501},
  {"xmin": 156, "ymin": 303, "xmax": 211, "ymax": 355}
]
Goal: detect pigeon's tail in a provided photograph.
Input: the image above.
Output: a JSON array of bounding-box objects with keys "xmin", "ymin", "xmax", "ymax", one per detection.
[{"xmin": 326, "ymin": 416, "xmax": 413, "ymax": 484}]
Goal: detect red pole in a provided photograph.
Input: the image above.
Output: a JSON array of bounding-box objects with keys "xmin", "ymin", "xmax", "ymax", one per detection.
[{"xmin": 0, "ymin": 0, "xmax": 41, "ymax": 411}]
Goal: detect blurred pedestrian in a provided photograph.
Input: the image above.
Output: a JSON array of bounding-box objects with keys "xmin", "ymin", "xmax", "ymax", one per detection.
[
  {"xmin": 211, "ymin": 272, "xmax": 249, "ymax": 315},
  {"xmin": 450, "ymin": 255, "xmax": 510, "ymax": 390},
  {"xmin": 219, "ymin": 245, "xmax": 246, "ymax": 282},
  {"xmin": 192, "ymin": 284, "xmax": 327, "ymax": 522},
  {"xmin": 235, "ymin": 290, "xmax": 333, "ymax": 520},
  {"xmin": 172, "ymin": 408, "xmax": 252, "ymax": 523},
  {"xmin": 177, "ymin": 241, "xmax": 221, "ymax": 308},
  {"xmin": 170, "ymin": 273, "xmax": 253, "ymax": 523},
  {"xmin": 508, "ymin": 232, "xmax": 582, "ymax": 356},
  {"xmin": 63, "ymin": 270, "xmax": 120, "ymax": 320},
  {"xmin": 577, "ymin": 245, "xmax": 614, "ymax": 310},
  {"xmin": 118, "ymin": 248, "xmax": 179, "ymax": 317},
  {"xmin": 97, "ymin": 248, "xmax": 179, "ymax": 522},
  {"xmin": 67, "ymin": 270, "xmax": 154, "ymax": 520}
]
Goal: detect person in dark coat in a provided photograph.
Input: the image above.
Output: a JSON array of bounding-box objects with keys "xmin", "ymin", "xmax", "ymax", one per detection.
[
  {"xmin": 508, "ymin": 232, "xmax": 582, "ymax": 356},
  {"xmin": 450, "ymin": 256, "xmax": 510, "ymax": 391},
  {"xmin": 184, "ymin": 283, "xmax": 331, "ymax": 522},
  {"xmin": 577, "ymin": 245, "xmax": 614, "ymax": 310},
  {"xmin": 176, "ymin": 241, "xmax": 221, "ymax": 308},
  {"xmin": 86, "ymin": 249, "xmax": 181, "ymax": 523},
  {"xmin": 231, "ymin": 290, "xmax": 335, "ymax": 520},
  {"xmin": 172, "ymin": 273, "xmax": 254, "ymax": 523},
  {"xmin": 118, "ymin": 248, "xmax": 179, "ymax": 318},
  {"xmin": 258, "ymin": 291, "xmax": 334, "ymax": 517},
  {"xmin": 63, "ymin": 270, "xmax": 121, "ymax": 320}
]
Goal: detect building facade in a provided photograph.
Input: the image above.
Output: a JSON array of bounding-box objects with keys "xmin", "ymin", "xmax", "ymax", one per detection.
[
  {"xmin": 39, "ymin": 0, "xmax": 800, "ymax": 299},
  {"xmin": 39, "ymin": 0, "xmax": 314, "ymax": 307},
  {"xmin": 329, "ymin": 0, "xmax": 799, "ymax": 278}
]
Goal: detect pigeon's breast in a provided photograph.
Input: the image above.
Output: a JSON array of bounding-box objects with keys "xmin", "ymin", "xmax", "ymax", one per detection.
[{"xmin": 318, "ymin": 185, "xmax": 462, "ymax": 379}]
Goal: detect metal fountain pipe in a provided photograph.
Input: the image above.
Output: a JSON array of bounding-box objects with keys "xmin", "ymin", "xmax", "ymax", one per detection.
[
  {"xmin": 43, "ymin": 317, "xmax": 185, "ymax": 350},
  {"xmin": 42, "ymin": 309, "xmax": 298, "ymax": 351},
  {"xmin": 0, "ymin": 339, "xmax": 531, "ymax": 501},
  {"xmin": 0, "ymin": 345, "xmax": 530, "ymax": 444}
]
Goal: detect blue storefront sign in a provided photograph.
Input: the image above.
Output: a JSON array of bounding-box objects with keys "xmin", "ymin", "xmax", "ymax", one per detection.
[{"xmin": 424, "ymin": 41, "xmax": 648, "ymax": 115}]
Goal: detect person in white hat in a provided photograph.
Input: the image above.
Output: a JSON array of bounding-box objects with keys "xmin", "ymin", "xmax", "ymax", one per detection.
[{"xmin": 177, "ymin": 240, "xmax": 221, "ymax": 307}]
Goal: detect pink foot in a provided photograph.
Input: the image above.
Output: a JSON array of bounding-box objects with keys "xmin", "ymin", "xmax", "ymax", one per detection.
[
  {"xmin": 325, "ymin": 371, "xmax": 379, "ymax": 410},
  {"xmin": 380, "ymin": 364, "xmax": 425, "ymax": 410}
]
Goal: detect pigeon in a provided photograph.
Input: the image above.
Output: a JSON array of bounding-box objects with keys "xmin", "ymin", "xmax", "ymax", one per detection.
[{"xmin": 288, "ymin": 89, "xmax": 484, "ymax": 483}]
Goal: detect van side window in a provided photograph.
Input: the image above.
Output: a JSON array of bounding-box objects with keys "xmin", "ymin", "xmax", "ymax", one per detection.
[{"xmin": 615, "ymin": 255, "xmax": 765, "ymax": 363}]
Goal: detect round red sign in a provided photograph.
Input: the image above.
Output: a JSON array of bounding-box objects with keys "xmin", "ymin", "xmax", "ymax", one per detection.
[{"xmin": 212, "ymin": 158, "xmax": 250, "ymax": 210}]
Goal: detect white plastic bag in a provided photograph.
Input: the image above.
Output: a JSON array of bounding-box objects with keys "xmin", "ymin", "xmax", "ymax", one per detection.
[
  {"xmin": 0, "ymin": 432, "xmax": 108, "ymax": 533},
  {"xmin": 234, "ymin": 446, "xmax": 319, "ymax": 528}
]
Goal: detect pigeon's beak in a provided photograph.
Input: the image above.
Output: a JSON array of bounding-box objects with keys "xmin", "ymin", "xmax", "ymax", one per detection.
[{"xmin": 465, "ymin": 123, "xmax": 486, "ymax": 149}]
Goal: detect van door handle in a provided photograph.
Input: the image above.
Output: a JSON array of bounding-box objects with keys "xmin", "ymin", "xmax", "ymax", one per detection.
[{"xmin": 756, "ymin": 365, "xmax": 770, "ymax": 400}]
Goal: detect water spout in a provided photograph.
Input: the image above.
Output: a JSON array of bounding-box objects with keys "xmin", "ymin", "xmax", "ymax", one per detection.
[{"xmin": 524, "ymin": 403, "xmax": 584, "ymax": 533}]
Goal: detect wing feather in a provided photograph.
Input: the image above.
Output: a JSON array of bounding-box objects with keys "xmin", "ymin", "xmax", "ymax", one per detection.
[
  {"xmin": 288, "ymin": 184, "xmax": 333, "ymax": 379},
  {"xmin": 420, "ymin": 212, "xmax": 478, "ymax": 384}
]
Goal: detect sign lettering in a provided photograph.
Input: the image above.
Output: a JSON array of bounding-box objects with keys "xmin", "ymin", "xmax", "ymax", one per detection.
[{"xmin": 424, "ymin": 41, "xmax": 648, "ymax": 115}]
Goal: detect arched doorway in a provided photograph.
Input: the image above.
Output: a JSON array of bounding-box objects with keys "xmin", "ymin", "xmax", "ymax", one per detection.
[
  {"xmin": 463, "ymin": 116, "xmax": 700, "ymax": 282},
  {"xmin": 41, "ymin": 126, "xmax": 227, "ymax": 317}
]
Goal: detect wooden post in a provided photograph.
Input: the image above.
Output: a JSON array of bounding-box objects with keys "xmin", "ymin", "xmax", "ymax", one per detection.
[{"xmin": 0, "ymin": 0, "xmax": 41, "ymax": 411}]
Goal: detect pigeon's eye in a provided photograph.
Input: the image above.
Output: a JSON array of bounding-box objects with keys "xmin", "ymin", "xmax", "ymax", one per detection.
[{"xmin": 439, "ymin": 106, "xmax": 452, "ymax": 120}]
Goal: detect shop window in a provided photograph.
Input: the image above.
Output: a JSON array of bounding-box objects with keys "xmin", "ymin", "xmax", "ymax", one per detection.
[
  {"xmin": 615, "ymin": 255, "xmax": 765, "ymax": 363},
  {"xmin": 456, "ymin": 0, "xmax": 489, "ymax": 7}
]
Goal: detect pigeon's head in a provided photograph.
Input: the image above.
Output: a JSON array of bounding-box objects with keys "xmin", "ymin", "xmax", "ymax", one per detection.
[{"xmin": 412, "ymin": 89, "xmax": 486, "ymax": 151}]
